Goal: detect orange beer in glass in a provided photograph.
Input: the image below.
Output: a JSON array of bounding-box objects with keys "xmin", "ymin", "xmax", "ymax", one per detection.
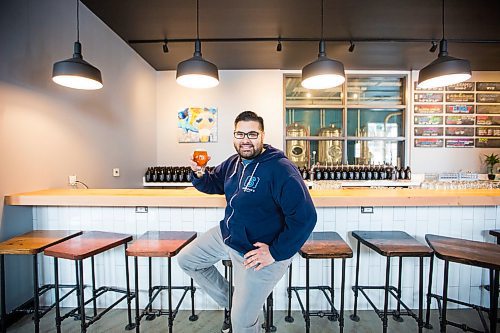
[{"xmin": 193, "ymin": 149, "xmax": 208, "ymax": 167}]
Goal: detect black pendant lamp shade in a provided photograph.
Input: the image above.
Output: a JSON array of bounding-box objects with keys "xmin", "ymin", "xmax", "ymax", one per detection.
[
  {"xmin": 417, "ymin": 39, "xmax": 471, "ymax": 89},
  {"xmin": 417, "ymin": 0, "xmax": 471, "ymax": 89},
  {"xmin": 301, "ymin": 40, "xmax": 345, "ymax": 89},
  {"xmin": 176, "ymin": 39, "xmax": 219, "ymax": 89},
  {"xmin": 52, "ymin": 41, "xmax": 103, "ymax": 90}
]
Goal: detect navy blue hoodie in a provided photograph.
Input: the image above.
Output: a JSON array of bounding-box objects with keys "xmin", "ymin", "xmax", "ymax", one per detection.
[{"xmin": 192, "ymin": 144, "xmax": 317, "ymax": 261}]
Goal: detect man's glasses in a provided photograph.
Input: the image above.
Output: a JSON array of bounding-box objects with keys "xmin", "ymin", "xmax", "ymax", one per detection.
[{"xmin": 234, "ymin": 131, "xmax": 260, "ymax": 139}]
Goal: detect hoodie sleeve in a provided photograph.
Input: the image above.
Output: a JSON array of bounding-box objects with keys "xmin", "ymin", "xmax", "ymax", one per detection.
[
  {"xmin": 268, "ymin": 173, "xmax": 317, "ymax": 261},
  {"xmin": 191, "ymin": 161, "xmax": 228, "ymax": 195}
]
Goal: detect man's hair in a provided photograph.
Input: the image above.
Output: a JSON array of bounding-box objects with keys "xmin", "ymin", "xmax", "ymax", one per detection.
[{"xmin": 234, "ymin": 111, "xmax": 264, "ymax": 131}]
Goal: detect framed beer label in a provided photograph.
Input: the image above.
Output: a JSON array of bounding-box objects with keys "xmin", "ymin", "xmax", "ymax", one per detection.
[
  {"xmin": 445, "ymin": 127, "xmax": 474, "ymax": 137},
  {"xmin": 414, "ymin": 104, "xmax": 443, "ymax": 114},
  {"xmin": 477, "ymin": 93, "xmax": 500, "ymax": 103},
  {"xmin": 476, "ymin": 127, "xmax": 500, "ymax": 137},
  {"xmin": 414, "ymin": 82, "xmax": 444, "ymax": 91},
  {"xmin": 414, "ymin": 138, "xmax": 444, "ymax": 148},
  {"xmin": 477, "ymin": 105, "xmax": 500, "ymax": 114},
  {"xmin": 445, "ymin": 115, "xmax": 475, "ymax": 125},
  {"xmin": 414, "ymin": 115, "xmax": 443, "ymax": 125},
  {"xmin": 476, "ymin": 82, "xmax": 500, "ymax": 91},
  {"xmin": 414, "ymin": 93, "xmax": 443, "ymax": 103},
  {"xmin": 446, "ymin": 82, "xmax": 474, "ymax": 91},
  {"xmin": 414, "ymin": 127, "xmax": 443, "ymax": 136},
  {"xmin": 445, "ymin": 93, "xmax": 475, "ymax": 103},
  {"xmin": 476, "ymin": 116, "xmax": 500, "ymax": 126},
  {"xmin": 445, "ymin": 138, "xmax": 474, "ymax": 148},
  {"xmin": 475, "ymin": 138, "xmax": 500, "ymax": 148},
  {"xmin": 445, "ymin": 105, "xmax": 474, "ymax": 114}
]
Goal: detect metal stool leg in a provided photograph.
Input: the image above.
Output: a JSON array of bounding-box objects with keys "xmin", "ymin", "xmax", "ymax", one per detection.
[
  {"xmin": 490, "ymin": 268, "xmax": 499, "ymax": 333},
  {"xmin": 134, "ymin": 257, "xmax": 140, "ymax": 333},
  {"xmin": 305, "ymin": 258, "xmax": 310, "ymax": 333},
  {"xmin": 54, "ymin": 258, "xmax": 61, "ymax": 333},
  {"xmin": 78, "ymin": 259, "xmax": 86, "ymax": 333},
  {"xmin": 350, "ymin": 240, "xmax": 361, "ymax": 322},
  {"xmin": 440, "ymin": 260, "xmax": 449, "ymax": 333},
  {"xmin": 327, "ymin": 258, "xmax": 335, "ymax": 321},
  {"xmin": 145, "ymin": 257, "xmax": 154, "ymax": 321},
  {"xmin": 424, "ymin": 255, "xmax": 434, "ymax": 329},
  {"xmin": 393, "ymin": 256, "xmax": 403, "ymax": 322},
  {"xmin": 125, "ymin": 244, "xmax": 135, "ymax": 330},
  {"xmin": 382, "ymin": 256, "xmax": 391, "ymax": 333},
  {"xmin": 339, "ymin": 258, "xmax": 346, "ymax": 333},
  {"xmin": 418, "ymin": 257, "xmax": 424, "ymax": 333},
  {"xmin": 285, "ymin": 262, "xmax": 294, "ymax": 322},
  {"xmin": 189, "ymin": 278, "xmax": 198, "ymax": 321},
  {"xmin": 91, "ymin": 256, "xmax": 97, "ymax": 317},
  {"xmin": 75, "ymin": 260, "xmax": 81, "ymax": 320},
  {"xmin": 167, "ymin": 257, "xmax": 173, "ymax": 333},
  {"xmin": 1, "ymin": 254, "xmax": 6, "ymax": 333},
  {"xmin": 32, "ymin": 254, "xmax": 40, "ymax": 333}
]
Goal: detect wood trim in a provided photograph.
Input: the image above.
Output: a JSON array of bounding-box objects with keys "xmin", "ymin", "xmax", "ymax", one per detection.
[{"xmin": 4, "ymin": 188, "xmax": 500, "ymax": 208}]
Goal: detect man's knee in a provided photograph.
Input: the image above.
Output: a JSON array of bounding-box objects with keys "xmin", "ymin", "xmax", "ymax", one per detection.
[{"xmin": 176, "ymin": 247, "xmax": 193, "ymax": 272}]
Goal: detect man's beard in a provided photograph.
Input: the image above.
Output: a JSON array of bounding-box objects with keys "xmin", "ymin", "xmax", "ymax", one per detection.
[{"xmin": 234, "ymin": 142, "xmax": 263, "ymax": 160}]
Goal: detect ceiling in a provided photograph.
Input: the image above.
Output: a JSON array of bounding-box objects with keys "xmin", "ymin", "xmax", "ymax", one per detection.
[{"xmin": 82, "ymin": 0, "xmax": 500, "ymax": 71}]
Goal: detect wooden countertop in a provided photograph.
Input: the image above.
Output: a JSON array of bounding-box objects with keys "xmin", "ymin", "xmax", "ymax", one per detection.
[{"xmin": 5, "ymin": 188, "xmax": 500, "ymax": 207}]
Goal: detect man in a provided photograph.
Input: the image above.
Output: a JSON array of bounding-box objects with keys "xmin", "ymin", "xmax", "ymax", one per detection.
[{"xmin": 178, "ymin": 111, "xmax": 316, "ymax": 333}]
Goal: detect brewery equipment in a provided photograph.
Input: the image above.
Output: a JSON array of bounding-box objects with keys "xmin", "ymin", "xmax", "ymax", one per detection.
[
  {"xmin": 318, "ymin": 124, "xmax": 342, "ymax": 164},
  {"xmin": 355, "ymin": 127, "xmax": 370, "ymax": 165},
  {"xmin": 286, "ymin": 122, "xmax": 309, "ymax": 168}
]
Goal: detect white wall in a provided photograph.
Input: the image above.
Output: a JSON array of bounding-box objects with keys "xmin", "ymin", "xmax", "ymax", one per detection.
[
  {"xmin": 0, "ymin": 0, "xmax": 157, "ymax": 310},
  {"xmin": 156, "ymin": 70, "xmax": 284, "ymax": 166},
  {"xmin": 410, "ymin": 71, "xmax": 500, "ymax": 174}
]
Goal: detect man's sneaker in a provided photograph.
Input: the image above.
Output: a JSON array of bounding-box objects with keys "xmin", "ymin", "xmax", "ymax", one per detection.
[{"xmin": 220, "ymin": 318, "xmax": 232, "ymax": 333}]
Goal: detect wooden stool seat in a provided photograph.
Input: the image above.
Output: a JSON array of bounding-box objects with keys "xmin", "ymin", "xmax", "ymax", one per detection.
[
  {"xmin": 490, "ymin": 229, "xmax": 500, "ymax": 245},
  {"xmin": 0, "ymin": 230, "xmax": 82, "ymax": 255},
  {"xmin": 425, "ymin": 234, "xmax": 500, "ymax": 333},
  {"xmin": 44, "ymin": 231, "xmax": 133, "ymax": 260},
  {"xmin": 352, "ymin": 231, "xmax": 433, "ymax": 257},
  {"xmin": 300, "ymin": 232, "xmax": 353, "ymax": 259},
  {"xmin": 426, "ymin": 234, "xmax": 500, "ymax": 271},
  {"xmin": 126, "ymin": 231, "xmax": 196, "ymax": 257}
]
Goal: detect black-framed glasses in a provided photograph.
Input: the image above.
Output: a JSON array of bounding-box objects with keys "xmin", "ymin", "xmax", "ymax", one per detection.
[{"xmin": 233, "ymin": 131, "xmax": 260, "ymax": 139}]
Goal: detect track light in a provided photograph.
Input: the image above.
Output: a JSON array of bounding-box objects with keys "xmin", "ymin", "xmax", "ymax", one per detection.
[
  {"xmin": 163, "ymin": 40, "xmax": 169, "ymax": 53},
  {"xmin": 301, "ymin": 0, "xmax": 345, "ymax": 89},
  {"xmin": 277, "ymin": 39, "xmax": 282, "ymax": 52},
  {"xmin": 417, "ymin": 0, "xmax": 471, "ymax": 89},
  {"xmin": 429, "ymin": 41, "xmax": 438, "ymax": 53},
  {"xmin": 349, "ymin": 41, "xmax": 355, "ymax": 53},
  {"xmin": 52, "ymin": 0, "xmax": 103, "ymax": 90},
  {"xmin": 176, "ymin": 0, "xmax": 219, "ymax": 89}
]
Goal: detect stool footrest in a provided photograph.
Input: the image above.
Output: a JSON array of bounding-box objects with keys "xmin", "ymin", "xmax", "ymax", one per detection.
[
  {"xmin": 353, "ymin": 285, "xmax": 419, "ymax": 323},
  {"xmin": 139, "ymin": 285, "xmax": 196, "ymax": 323},
  {"xmin": 60, "ymin": 286, "xmax": 134, "ymax": 329},
  {"xmin": 428, "ymin": 293, "xmax": 491, "ymax": 333},
  {"xmin": 288, "ymin": 286, "xmax": 339, "ymax": 320}
]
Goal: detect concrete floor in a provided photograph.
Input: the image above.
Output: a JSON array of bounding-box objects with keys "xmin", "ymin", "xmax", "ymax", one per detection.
[{"xmin": 7, "ymin": 308, "xmax": 493, "ymax": 332}]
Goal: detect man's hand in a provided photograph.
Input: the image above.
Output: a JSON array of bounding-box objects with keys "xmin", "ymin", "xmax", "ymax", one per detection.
[
  {"xmin": 243, "ymin": 242, "xmax": 275, "ymax": 271},
  {"xmin": 188, "ymin": 154, "xmax": 211, "ymax": 177}
]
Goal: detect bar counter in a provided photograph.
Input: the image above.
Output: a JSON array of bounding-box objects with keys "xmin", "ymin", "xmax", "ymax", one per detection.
[
  {"xmin": 5, "ymin": 187, "xmax": 500, "ymax": 207},
  {"xmin": 3, "ymin": 187, "xmax": 500, "ymax": 312}
]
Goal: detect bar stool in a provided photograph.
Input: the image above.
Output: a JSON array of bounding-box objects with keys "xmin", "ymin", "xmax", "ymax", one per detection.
[
  {"xmin": 0, "ymin": 230, "xmax": 82, "ymax": 333},
  {"xmin": 350, "ymin": 231, "xmax": 433, "ymax": 333},
  {"xmin": 221, "ymin": 259, "xmax": 276, "ymax": 333},
  {"xmin": 285, "ymin": 232, "xmax": 352, "ymax": 333},
  {"xmin": 425, "ymin": 234, "xmax": 500, "ymax": 333},
  {"xmin": 490, "ymin": 229, "xmax": 500, "ymax": 245},
  {"xmin": 44, "ymin": 231, "xmax": 135, "ymax": 333},
  {"xmin": 126, "ymin": 231, "xmax": 198, "ymax": 333}
]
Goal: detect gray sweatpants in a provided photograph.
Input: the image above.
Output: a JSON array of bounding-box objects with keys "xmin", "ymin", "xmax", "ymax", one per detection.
[{"xmin": 177, "ymin": 226, "xmax": 291, "ymax": 333}]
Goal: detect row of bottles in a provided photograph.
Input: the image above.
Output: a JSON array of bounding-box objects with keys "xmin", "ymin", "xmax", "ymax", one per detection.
[
  {"xmin": 301, "ymin": 164, "xmax": 411, "ymax": 181},
  {"xmin": 144, "ymin": 166, "xmax": 213, "ymax": 183}
]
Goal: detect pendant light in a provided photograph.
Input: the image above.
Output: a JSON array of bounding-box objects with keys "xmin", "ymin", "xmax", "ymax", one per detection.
[
  {"xmin": 176, "ymin": 0, "xmax": 219, "ymax": 89},
  {"xmin": 52, "ymin": 0, "xmax": 103, "ymax": 90},
  {"xmin": 417, "ymin": 0, "xmax": 471, "ymax": 89},
  {"xmin": 301, "ymin": 0, "xmax": 345, "ymax": 90}
]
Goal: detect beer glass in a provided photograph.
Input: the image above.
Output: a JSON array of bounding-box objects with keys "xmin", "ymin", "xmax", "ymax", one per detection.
[{"xmin": 193, "ymin": 149, "xmax": 208, "ymax": 167}]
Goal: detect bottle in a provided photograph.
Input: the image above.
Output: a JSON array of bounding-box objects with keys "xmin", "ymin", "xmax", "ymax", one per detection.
[
  {"xmin": 360, "ymin": 165, "xmax": 366, "ymax": 180},
  {"xmin": 335, "ymin": 164, "xmax": 342, "ymax": 180},
  {"xmin": 347, "ymin": 165, "xmax": 354, "ymax": 180},
  {"xmin": 341, "ymin": 165, "xmax": 348, "ymax": 180},
  {"xmin": 391, "ymin": 166, "xmax": 397, "ymax": 180},
  {"xmin": 366, "ymin": 165, "xmax": 373, "ymax": 180},
  {"xmin": 301, "ymin": 167, "xmax": 309, "ymax": 181},
  {"xmin": 372, "ymin": 165, "xmax": 379, "ymax": 180},
  {"xmin": 353, "ymin": 165, "xmax": 360, "ymax": 180},
  {"xmin": 323, "ymin": 167, "xmax": 330, "ymax": 181},
  {"xmin": 315, "ymin": 167, "xmax": 322, "ymax": 181},
  {"xmin": 145, "ymin": 168, "xmax": 152, "ymax": 182},
  {"xmin": 398, "ymin": 166, "xmax": 405, "ymax": 180},
  {"xmin": 329, "ymin": 166, "xmax": 336, "ymax": 180},
  {"xmin": 405, "ymin": 166, "xmax": 412, "ymax": 180}
]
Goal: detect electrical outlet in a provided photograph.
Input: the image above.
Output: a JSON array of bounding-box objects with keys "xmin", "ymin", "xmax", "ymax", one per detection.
[
  {"xmin": 113, "ymin": 168, "xmax": 120, "ymax": 177},
  {"xmin": 361, "ymin": 206, "xmax": 374, "ymax": 214},
  {"xmin": 68, "ymin": 175, "xmax": 77, "ymax": 186}
]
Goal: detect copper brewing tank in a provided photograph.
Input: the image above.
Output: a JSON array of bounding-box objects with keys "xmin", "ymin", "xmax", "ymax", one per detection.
[
  {"xmin": 286, "ymin": 122, "xmax": 309, "ymax": 167},
  {"xmin": 318, "ymin": 124, "xmax": 342, "ymax": 164}
]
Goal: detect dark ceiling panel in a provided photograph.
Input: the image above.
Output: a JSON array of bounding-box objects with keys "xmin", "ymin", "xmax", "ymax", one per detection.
[{"xmin": 82, "ymin": 0, "xmax": 500, "ymax": 71}]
